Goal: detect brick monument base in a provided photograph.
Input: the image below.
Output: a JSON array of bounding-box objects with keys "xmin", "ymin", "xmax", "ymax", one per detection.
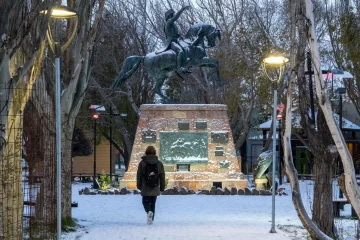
[{"xmin": 120, "ymin": 104, "xmax": 248, "ymax": 190}]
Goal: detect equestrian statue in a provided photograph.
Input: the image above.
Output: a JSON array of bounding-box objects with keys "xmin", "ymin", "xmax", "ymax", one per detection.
[{"xmin": 111, "ymin": 6, "xmax": 222, "ymax": 103}]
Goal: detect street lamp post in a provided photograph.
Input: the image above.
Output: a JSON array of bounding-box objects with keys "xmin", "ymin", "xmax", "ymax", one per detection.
[
  {"xmin": 262, "ymin": 55, "xmax": 289, "ymax": 234},
  {"xmin": 41, "ymin": 6, "xmax": 78, "ymax": 240},
  {"xmin": 337, "ymin": 88, "xmax": 346, "ymax": 132},
  {"xmin": 336, "ymin": 87, "xmax": 346, "ymax": 198},
  {"xmin": 276, "ymin": 104, "xmax": 284, "ymax": 185},
  {"xmin": 89, "ymin": 105, "xmax": 127, "ymax": 182},
  {"xmin": 109, "ymin": 106, "xmax": 113, "ymax": 180},
  {"xmin": 92, "ymin": 113, "xmax": 99, "ymax": 188},
  {"xmin": 89, "ymin": 105, "xmax": 106, "ymax": 188}
]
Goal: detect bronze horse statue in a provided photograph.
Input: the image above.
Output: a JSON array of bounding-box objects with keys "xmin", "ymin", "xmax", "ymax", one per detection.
[{"xmin": 111, "ymin": 23, "xmax": 221, "ymax": 103}]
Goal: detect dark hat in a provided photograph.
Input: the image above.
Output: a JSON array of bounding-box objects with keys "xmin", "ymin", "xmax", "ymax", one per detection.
[{"xmin": 165, "ymin": 9, "xmax": 175, "ymax": 20}]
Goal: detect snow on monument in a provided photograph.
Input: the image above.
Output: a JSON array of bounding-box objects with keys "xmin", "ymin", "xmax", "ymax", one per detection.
[{"xmin": 120, "ymin": 104, "xmax": 248, "ymax": 190}]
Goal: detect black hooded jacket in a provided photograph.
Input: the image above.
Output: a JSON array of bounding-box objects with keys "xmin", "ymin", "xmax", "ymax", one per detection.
[{"xmin": 136, "ymin": 155, "xmax": 166, "ymax": 196}]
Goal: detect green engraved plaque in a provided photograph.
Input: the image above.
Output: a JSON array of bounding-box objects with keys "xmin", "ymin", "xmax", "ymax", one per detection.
[{"xmin": 160, "ymin": 132, "xmax": 208, "ymax": 164}]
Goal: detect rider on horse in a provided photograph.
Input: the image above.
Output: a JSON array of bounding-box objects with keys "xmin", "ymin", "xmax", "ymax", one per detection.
[
  {"xmin": 157, "ymin": 6, "xmax": 191, "ymax": 73},
  {"xmin": 111, "ymin": 20, "xmax": 222, "ymax": 103}
]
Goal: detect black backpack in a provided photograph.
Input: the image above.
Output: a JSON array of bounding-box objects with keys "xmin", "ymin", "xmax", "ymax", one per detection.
[{"xmin": 143, "ymin": 163, "xmax": 159, "ymax": 188}]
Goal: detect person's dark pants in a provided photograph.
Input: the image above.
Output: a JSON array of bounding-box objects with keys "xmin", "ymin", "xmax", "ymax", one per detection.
[{"xmin": 142, "ymin": 196, "xmax": 157, "ymax": 220}]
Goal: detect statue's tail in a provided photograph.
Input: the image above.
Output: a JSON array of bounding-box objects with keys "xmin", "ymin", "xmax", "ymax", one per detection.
[{"xmin": 111, "ymin": 56, "xmax": 144, "ymax": 89}]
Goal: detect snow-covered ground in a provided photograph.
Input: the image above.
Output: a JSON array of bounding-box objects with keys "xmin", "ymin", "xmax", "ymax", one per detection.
[{"xmin": 63, "ymin": 180, "xmax": 358, "ymax": 240}]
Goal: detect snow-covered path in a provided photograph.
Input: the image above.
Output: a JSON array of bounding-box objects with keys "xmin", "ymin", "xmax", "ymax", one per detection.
[{"xmin": 64, "ymin": 182, "xmax": 310, "ymax": 240}]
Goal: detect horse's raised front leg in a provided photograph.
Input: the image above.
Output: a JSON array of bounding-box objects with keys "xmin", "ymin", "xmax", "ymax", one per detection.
[{"xmin": 155, "ymin": 77, "xmax": 173, "ymax": 104}]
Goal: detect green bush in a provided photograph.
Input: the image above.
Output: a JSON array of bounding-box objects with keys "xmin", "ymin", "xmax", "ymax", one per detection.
[{"xmin": 99, "ymin": 173, "xmax": 111, "ymax": 190}]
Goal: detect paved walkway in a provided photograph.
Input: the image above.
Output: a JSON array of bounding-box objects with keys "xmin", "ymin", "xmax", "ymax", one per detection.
[{"xmin": 64, "ymin": 183, "xmax": 308, "ymax": 240}]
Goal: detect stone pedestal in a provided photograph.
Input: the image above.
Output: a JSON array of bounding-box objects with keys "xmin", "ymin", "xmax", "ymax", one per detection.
[
  {"xmin": 120, "ymin": 104, "xmax": 248, "ymax": 190},
  {"xmin": 255, "ymin": 178, "xmax": 268, "ymax": 190}
]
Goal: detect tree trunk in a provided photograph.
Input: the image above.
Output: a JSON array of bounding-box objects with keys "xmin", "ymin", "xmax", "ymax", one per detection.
[
  {"xmin": 58, "ymin": 0, "xmax": 105, "ymax": 220},
  {"xmin": 310, "ymin": 108, "xmax": 338, "ymax": 238},
  {"xmin": 305, "ymin": 0, "xmax": 360, "ymax": 218},
  {"xmin": 281, "ymin": 1, "xmax": 332, "ymax": 239},
  {"xmin": 0, "ymin": 2, "xmax": 55, "ymax": 238},
  {"xmin": 62, "ymin": 122, "xmax": 75, "ymax": 220},
  {"xmin": 312, "ymin": 154, "xmax": 334, "ymax": 237},
  {"xmin": 0, "ymin": 114, "xmax": 24, "ymax": 240},
  {"xmin": 0, "ymin": 40, "xmax": 45, "ymax": 239},
  {"xmin": 23, "ymin": 77, "xmax": 57, "ymax": 223},
  {"xmin": 234, "ymin": 104, "xmax": 253, "ymax": 151}
]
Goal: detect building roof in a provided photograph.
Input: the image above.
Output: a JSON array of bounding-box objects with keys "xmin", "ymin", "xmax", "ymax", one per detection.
[{"xmin": 258, "ymin": 113, "xmax": 360, "ymax": 130}]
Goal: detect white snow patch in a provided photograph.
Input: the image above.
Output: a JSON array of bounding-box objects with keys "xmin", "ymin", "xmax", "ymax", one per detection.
[{"xmin": 63, "ymin": 180, "xmax": 359, "ymax": 240}]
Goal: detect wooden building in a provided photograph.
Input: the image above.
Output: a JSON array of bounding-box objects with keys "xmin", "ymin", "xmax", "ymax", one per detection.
[{"xmin": 72, "ymin": 136, "xmax": 118, "ymax": 178}]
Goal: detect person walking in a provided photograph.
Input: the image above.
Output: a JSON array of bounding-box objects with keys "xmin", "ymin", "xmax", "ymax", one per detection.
[{"xmin": 136, "ymin": 146, "xmax": 165, "ymax": 225}]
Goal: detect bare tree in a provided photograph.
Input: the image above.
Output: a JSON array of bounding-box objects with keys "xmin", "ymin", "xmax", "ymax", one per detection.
[
  {"xmin": 0, "ymin": 1, "xmax": 56, "ymax": 238},
  {"xmin": 54, "ymin": 0, "xmax": 105, "ymax": 220},
  {"xmin": 324, "ymin": 0, "xmax": 360, "ymax": 123},
  {"xmin": 192, "ymin": 0, "xmax": 278, "ymax": 151},
  {"xmin": 293, "ymin": 2, "xmax": 337, "ymax": 237},
  {"xmin": 305, "ymin": 0, "xmax": 360, "ymax": 220},
  {"xmin": 279, "ymin": 1, "xmax": 337, "ymax": 239},
  {"xmin": 85, "ymin": 0, "xmax": 160, "ymax": 168}
]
